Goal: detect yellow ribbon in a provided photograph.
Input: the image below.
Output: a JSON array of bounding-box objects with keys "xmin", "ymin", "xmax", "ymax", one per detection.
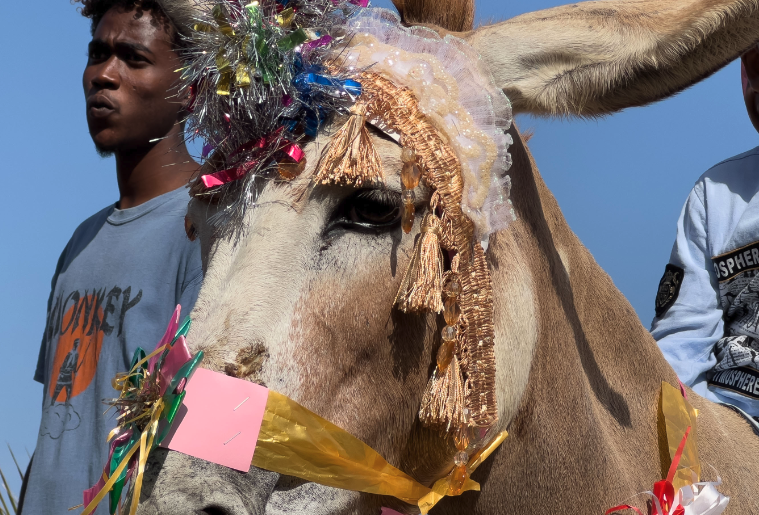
[
  {"xmin": 253, "ymin": 390, "xmax": 507, "ymax": 514},
  {"xmin": 661, "ymin": 381, "xmax": 701, "ymax": 490},
  {"xmin": 128, "ymin": 400, "xmax": 163, "ymax": 515}
]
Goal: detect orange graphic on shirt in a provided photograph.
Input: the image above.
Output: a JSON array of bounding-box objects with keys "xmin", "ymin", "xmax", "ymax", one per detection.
[{"xmin": 48, "ymin": 294, "xmax": 104, "ymax": 403}]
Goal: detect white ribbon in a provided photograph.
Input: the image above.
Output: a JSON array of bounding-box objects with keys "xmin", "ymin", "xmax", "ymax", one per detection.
[
  {"xmin": 644, "ymin": 477, "xmax": 729, "ymax": 515},
  {"xmin": 676, "ymin": 478, "xmax": 729, "ymax": 515}
]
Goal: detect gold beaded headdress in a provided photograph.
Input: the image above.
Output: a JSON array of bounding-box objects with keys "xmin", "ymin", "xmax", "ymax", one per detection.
[
  {"xmin": 318, "ymin": 71, "xmax": 499, "ymax": 436},
  {"xmin": 312, "ymin": 9, "xmax": 516, "ymax": 470}
]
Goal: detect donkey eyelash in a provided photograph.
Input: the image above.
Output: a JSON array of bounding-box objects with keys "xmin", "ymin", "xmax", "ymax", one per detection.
[
  {"xmin": 324, "ymin": 188, "xmax": 403, "ymax": 235},
  {"xmin": 353, "ymin": 189, "xmax": 402, "ymax": 207}
]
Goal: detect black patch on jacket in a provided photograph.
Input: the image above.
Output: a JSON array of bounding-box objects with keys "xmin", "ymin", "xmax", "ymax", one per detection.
[
  {"xmin": 655, "ymin": 264, "xmax": 684, "ymax": 317},
  {"xmin": 709, "ymin": 367, "xmax": 759, "ymax": 400},
  {"xmin": 712, "ymin": 241, "xmax": 759, "ymax": 282}
]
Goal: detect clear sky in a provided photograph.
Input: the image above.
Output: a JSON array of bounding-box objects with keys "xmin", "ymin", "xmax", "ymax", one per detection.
[{"xmin": 1, "ymin": 0, "xmax": 757, "ymax": 499}]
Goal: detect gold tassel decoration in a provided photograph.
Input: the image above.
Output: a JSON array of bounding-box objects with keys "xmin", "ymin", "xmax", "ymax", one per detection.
[
  {"xmin": 314, "ymin": 103, "xmax": 383, "ymax": 187},
  {"xmin": 419, "ymin": 355, "xmax": 467, "ymax": 431},
  {"xmin": 395, "ymin": 213, "xmax": 444, "ymax": 313}
]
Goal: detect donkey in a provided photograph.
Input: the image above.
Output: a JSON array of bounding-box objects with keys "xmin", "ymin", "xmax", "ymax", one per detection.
[{"xmin": 138, "ymin": 0, "xmax": 759, "ymax": 513}]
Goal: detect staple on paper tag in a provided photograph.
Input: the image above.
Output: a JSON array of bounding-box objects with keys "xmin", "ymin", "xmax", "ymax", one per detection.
[{"xmin": 160, "ymin": 367, "xmax": 269, "ymax": 472}]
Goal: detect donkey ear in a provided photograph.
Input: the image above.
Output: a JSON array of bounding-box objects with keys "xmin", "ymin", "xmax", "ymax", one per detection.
[
  {"xmin": 393, "ymin": 0, "xmax": 474, "ymax": 32},
  {"xmin": 467, "ymin": 0, "xmax": 759, "ymax": 116}
]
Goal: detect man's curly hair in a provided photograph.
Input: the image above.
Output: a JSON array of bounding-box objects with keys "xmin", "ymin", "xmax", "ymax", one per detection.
[{"xmin": 76, "ymin": 0, "xmax": 178, "ymax": 43}]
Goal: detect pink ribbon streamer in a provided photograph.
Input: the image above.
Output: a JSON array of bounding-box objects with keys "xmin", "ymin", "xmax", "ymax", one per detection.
[
  {"xmin": 201, "ymin": 161, "xmax": 259, "ymax": 188},
  {"xmin": 201, "ymin": 131, "xmax": 304, "ymax": 189},
  {"xmin": 303, "ymin": 35, "xmax": 333, "ymax": 51}
]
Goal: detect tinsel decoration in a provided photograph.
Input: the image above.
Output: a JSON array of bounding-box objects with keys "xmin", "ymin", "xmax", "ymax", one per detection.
[
  {"xmin": 314, "ymin": 103, "xmax": 384, "ymax": 187},
  {"xmin": 179, "ymin": 0, "xmax": 365, "ymax": 234}
]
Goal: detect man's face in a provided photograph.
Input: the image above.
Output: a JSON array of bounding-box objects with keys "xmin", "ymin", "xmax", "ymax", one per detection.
[
  {"xmin": 742, "ymin": 46, "xmax": 759, "ymax": 134},
  {"xmin": 83, "ymin": 7, "xmax": 183, "ymax": 155}
]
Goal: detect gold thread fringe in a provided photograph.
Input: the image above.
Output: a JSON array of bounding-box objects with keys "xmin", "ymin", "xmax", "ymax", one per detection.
[
  {"xmin": 314, "ymin": 103, "xmax": 383, "ymax": 187},
  {"xmin": 395, "ymin": 213, "xmax": 444, "ymax": 313},
  {"xmin": 458, "ymin": 243, "xmax": 497, "ymax": 427},
  {"xmin": 419, "ymin": 355, "xmax": 467, "ymax": 431},
  {"xmin": 358, "ymin": 72, "xmax": 498, "ymax": 434}
]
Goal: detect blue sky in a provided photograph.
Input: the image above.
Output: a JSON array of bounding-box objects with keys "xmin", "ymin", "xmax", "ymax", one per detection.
[{"xmin": 1, "ymin": 0, "xmax": 757, "ymax": 498}]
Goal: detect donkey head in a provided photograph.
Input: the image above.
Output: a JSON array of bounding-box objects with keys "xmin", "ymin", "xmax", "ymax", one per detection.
[{"xmin": 138, "ymin": 0, "xmax": 759, "ymax": 514}]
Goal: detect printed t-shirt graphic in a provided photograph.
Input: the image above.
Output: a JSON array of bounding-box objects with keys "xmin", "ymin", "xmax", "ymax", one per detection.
[
  {"xmin": 48, "ymin": 292, "xmax": 104, "ymax": 404},
  {"xmin": 708, "ymin": 240, "xmax": 759, "ymax": 400},
  {"xmin": 41, "ymin": 287, "xmax": 143, "ymax": 440},
  {"xmin": 46, "ymin": 288, "xmax": 142, "ymax": 405}
]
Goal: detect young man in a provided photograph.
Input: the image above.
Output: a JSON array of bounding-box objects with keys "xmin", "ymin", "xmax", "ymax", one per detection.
[
  {"xmin": 20, "ymin": 1, "xmax": 202, "ymax": 512},
  {"xmin": 652, "ymin": 46, "xmax": 759, "ymax": 416}
]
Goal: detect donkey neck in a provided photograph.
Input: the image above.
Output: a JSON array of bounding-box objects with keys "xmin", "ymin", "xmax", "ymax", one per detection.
[{"xmin": 441, "ymin": 129, "xmax": 682, "ymax": 513}]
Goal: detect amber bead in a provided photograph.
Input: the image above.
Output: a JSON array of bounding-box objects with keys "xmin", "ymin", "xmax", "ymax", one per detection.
[
  {"xmin": 401, "ymin": 190, "xmax": 415, "ymax": 234},
  {"xmin": 400, "ymin": 147, "xmax": 416, "ymax": 164},
  {"xmin": 436, "ymin": 339, "xmax": 455, "ymax": 372},
  {"xmin": 454, "ymin": 425, "xmax": 470, "ymax": 451},
  {"xmin": 402, "ymin": 202, "xmax": 415, "ymax": 233},
  {"xmin": 402, "ymin": 189, "xmax": 415, "ymax": 204},
  {"xmin": 444, "ymin": 297, "xmax": 460, "ymax": 326},
  {"xmin": 401, "ymin": 162, "xmax": 421, "ymax": 190},
  {"xmin": 448, "ymin": 463, "xmax": 469, "ymax": 495},
  {"xmin": 278, "ymin": 159, "xmax": 306, "ymax": 180},
  {"xmin": 441, "ymin": 325, "xmax": 457, "ymax": 342},
  {"xmin": 446, "ymin": 278, "xmax": 462, "ymax": 297}
]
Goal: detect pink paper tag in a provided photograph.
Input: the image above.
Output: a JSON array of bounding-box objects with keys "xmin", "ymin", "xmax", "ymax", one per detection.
[
  {"xmin": 160, "ymin": 367, "xmax": 269, "ymax": 472},
  {"xmin": 381, "ymin": 509, "xmax": 406, "ymax": 515}
]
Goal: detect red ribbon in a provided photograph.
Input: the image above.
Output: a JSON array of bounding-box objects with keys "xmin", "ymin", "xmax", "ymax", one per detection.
[
  {"xmin": 605, "ymin": 427, "xmax": 691, "ymax": 515},
  {"xmin": 201, "ymin": 130, "xmax": 304, "ymax": 189}
]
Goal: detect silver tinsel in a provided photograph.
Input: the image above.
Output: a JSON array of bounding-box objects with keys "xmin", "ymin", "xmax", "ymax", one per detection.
[{"xmin": 169, "ymin": 0, "xmax": 366, "ymax": 236}]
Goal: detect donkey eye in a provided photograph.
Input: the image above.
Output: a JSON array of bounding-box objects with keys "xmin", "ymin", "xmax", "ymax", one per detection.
[{"xmin": 329, "ymin": 189, "xmax": 402, "ymax": 232}]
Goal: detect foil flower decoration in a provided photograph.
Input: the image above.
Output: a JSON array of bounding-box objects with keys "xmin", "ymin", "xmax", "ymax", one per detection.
[
  {"xmin": 605, "ymin": 383, "xmax": 729, "ymax": 515},
  {"xmin": 79, "ymin": 305, "xmax": 204, "ymax": 515}
]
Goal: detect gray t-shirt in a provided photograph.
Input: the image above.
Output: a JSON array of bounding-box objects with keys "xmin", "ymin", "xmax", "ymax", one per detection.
[{"xmin": 25, "ymin": 185, "xmax": 202, "ymax": 514}]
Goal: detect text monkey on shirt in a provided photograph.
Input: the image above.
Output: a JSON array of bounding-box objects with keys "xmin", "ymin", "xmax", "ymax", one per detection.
[
  {"xmin": 653, "ymin": 45, "xmax": 759, "ymax": 417},
  {"xmin": 19, "ymin": 1, "xmax": 204, "ymax": 513}
]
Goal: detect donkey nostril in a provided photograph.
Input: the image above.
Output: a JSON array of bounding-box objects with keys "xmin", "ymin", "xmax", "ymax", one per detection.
[{"xmin": 200, "ymin": 507, "xmax": 229, "ymax": 515}]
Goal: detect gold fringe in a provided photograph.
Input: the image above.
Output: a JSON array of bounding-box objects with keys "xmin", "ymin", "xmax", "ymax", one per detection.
[
  {"xmin": 459, "ymin": 243, "xmax": 497, "ymax": 427},
  {"xmin": 358, "ymin": 72, "xmax": 498, "ymax": 434},
  {"xmin": 314, "ymin": 103, "xmax": 383, "ymax": 187},
  {"xmin": 419, "ymin": 355, "xmax": 466, "ymax": 431},
  {"xmin": 395, "ymin": 213, "xmax": 444, "ymax": 313}
]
